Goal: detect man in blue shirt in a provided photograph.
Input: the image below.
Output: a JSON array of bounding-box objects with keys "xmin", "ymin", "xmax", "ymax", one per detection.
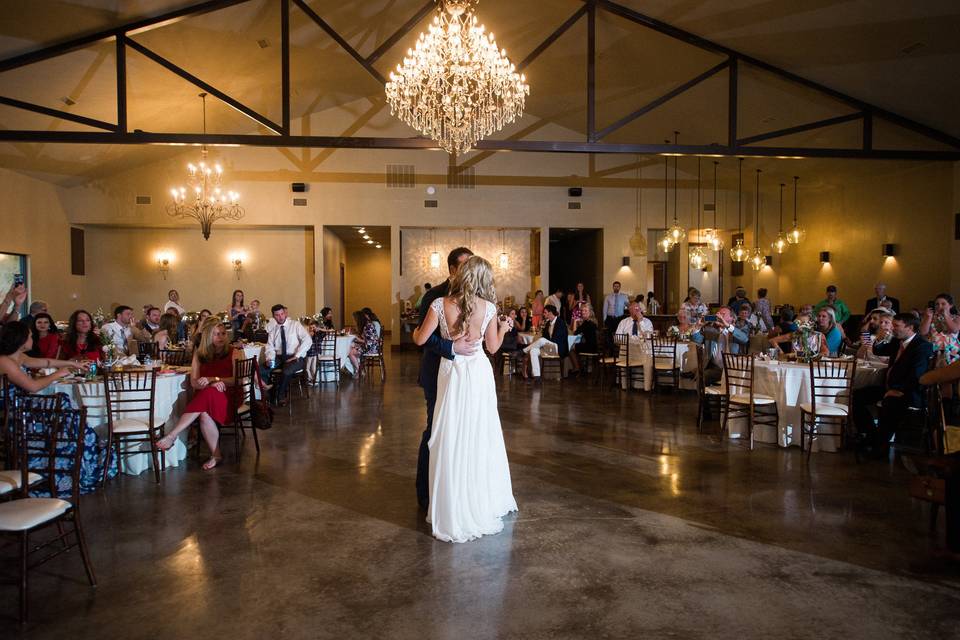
[
  {"xmin": 602, "ymin": 281, "xmax": 629, "ymax": 342},
  {"xmin": 691, "ymin": 306, "xmax": 749, "ymax": 384}
]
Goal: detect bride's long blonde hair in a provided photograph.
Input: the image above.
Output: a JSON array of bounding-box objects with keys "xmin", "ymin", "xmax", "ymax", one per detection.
[{"xmin": 448, "ymin": 255, "xmax": 497, "ymax": 337}]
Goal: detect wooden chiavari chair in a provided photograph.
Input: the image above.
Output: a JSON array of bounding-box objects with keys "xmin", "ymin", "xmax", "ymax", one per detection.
[
  {"xmin": 649, "ymin": 335, "xmax": 680, "ymax": 390},
  {"xmin": 613, "ymin": 333, "xmax": 644, "ymax": 391},
  {"xmin": 362, "ymin": 336, "xmax": 386, "ymax": 383},
  {"xmin": 722, "ymin": 353, "xmax": 778, "ymax": 450},
  {"xmin": 102, "ymin": 369, "xmax": 162, "ymax": 484},
  {"xmin": 694, "ymin": 344, "xmax": 726, "ymax": 433},
  {"xmin": 800, "ymin": 358, "xmax": 856, "ymax": 458},
  {"xmin": 159, "ymin": 348, "xmax": 191, "ymax": 366}
]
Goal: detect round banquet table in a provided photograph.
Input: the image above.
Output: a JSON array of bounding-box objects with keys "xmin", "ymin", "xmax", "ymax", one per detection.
[
  {"xmin": 618, "ymin": 337, "xmax": 697, "ymax": 391},
  {"xmin": 43, "ymin": 371, "xmax": 191, "ymax": 476},
  {"xmin": 722, "ymin": 359, "xmax": 887, "ymax": 452}
]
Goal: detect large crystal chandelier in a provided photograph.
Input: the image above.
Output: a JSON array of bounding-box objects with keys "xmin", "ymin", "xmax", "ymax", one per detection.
[
  {"xmin": 167, "ymin": 93, "xmax": 243, "ymax": 240},
  {"xmin": 385, "ymin": 0, "xmax": 530, "ymax": 156}
]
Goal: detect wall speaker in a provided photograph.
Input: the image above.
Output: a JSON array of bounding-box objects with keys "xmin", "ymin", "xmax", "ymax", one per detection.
[
  {"xmin": 291, "ymin": 182, "xmax": 307, "ymax": 192},
  {"xmin": 568, "ymin": 187, "xmax": 582, "ymax": 198}
]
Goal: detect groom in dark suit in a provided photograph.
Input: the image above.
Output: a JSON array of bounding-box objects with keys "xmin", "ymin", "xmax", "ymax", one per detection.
[{"xmin": 416, "ymin": 246, "xmax": 475, "ymax": 509}]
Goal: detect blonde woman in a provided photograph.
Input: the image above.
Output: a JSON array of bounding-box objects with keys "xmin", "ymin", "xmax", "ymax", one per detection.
[
  {"xmin": 158, "ymin": 319, "xmax": 240, "ymax": 470},
  {"xmin": 412, "ymin": 255, "xmax": 518, "ymax": 543}
]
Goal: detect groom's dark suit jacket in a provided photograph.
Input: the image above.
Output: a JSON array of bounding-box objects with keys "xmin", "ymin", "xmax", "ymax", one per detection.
[
  {"xmin": 545, "ymin": 316, "xmax": 570, "ymax": 359},
  {"xmin": 417, "ymin": 279, "xmax": 455, "ymax": 396}
]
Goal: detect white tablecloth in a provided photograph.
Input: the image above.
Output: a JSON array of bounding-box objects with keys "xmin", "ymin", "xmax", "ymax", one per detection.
[
  {"xmin": 618, "ymin": 338, "xmax": 696, "ymax": 391},
  {"xmin": 44, "ymin": 372, "xmax": 190, "ymax": 475},
  {"xmin": 311, "ymin": 335, "xmax": 357, "ymax": 382},
  {"xmin": 517, "ymin": 332, "xmax": 580, "ymax": 351},
  {"xmin": 723, "ymin": 359, "xmax": 887, "ymax": 452}
]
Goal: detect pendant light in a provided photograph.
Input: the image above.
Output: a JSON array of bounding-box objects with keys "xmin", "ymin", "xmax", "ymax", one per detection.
[
  {"xmin": 787, "ymin": 175, "xmax": 806, "ymax": 244},
  {"xmin": 628, "ymin": 154, "xmax": 648, "ymax": 257},
  {"xmin": 429, "ymin": 228, "xmax": 441, "ymax": 268},
  {"xmin": 665, "ymin": 131, "xmax": 686, "ymax": 245},
  {"xmin": 771, "ymin": 182, "xmax": 790, "ymax": 254},
  {"xmin": 689, "ymin": 157, "xmax": 709, "ymax": 270},
  {"xmin": 498, "ymin": 228, "xmax": 509, "ymax": 269},
  {"xmin": 749, "ymin": 168, "xmax": 765, "ymax": 271},
  {"xmin": 659, "ymin": 142, "xmax": 674, "ymax": 253},
  {"xmin": 729, "ymin": 158, "xmax": 748, "ymax": 262},
  {"xmin": 705, "ymin": 160, "xmax": 724, "ymax": 252}
]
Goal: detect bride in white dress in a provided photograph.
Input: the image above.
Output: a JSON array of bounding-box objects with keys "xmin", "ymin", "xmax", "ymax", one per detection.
[{"xmin": 412, "ymin": 256, "xmax": 518, "ymax": 543}]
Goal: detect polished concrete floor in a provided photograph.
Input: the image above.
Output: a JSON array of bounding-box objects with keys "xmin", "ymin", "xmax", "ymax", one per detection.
[{"xmin": 6, "ymin": 352, "xmax": 960, "ymax": 638}]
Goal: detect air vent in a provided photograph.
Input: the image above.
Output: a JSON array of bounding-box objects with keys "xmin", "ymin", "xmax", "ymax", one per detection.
[
  {"xmin": 703, "ymin": 203, "xmax": 716, "ymax": 211},
  {"xmin": 293, "ymin": 198, "xmax": 307, "ymax": 206},
  {"xmin": 61, "ymin": 96, "xmax": 76, "ymax": 106},
  {"xmin": 386, "ymin": 164, "xmax": 415, "ymax": 188},
  {"xmin": 447, "ymin": 166, "xmax": 475, "ymax": 189},
  {"xmin": 135, "ymin": 195, "xmax": 151, "ymax": 205},
  {"xmin": 568, "ymin": 202, "xmax": 581, "ymax": 210},
  {"xmin": 424, "ymin": 200, "xmax": 438, "ymax": 208}
]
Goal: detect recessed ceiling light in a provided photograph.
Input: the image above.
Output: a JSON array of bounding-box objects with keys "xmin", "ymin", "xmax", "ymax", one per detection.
[
  {"xmin": 375, "ymin": 244, "xmax": 382, "ymax": 249},
  {"xmin": 363, "ymin": 235, "xmax": 370, "ymax": 240},
  {"xmin": 367, "ymin": 240, "xmax": 374, "ymax": 244}
]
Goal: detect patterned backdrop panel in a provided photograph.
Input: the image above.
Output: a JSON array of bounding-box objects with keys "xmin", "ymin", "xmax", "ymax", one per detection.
[{"xmin": 399, "ymin": 228, "xmax": 533, "ymax": 310}]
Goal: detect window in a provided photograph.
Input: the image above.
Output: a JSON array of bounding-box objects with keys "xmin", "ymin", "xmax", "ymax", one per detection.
[{"xmin": 0, "ymin": 252, "xmax": 29, "ymax": 317}]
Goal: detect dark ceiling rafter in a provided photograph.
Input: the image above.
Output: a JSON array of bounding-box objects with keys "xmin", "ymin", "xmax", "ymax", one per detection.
[{"xmin": 0, "ymin": 0, "xmax": 956, "ymax": 160}]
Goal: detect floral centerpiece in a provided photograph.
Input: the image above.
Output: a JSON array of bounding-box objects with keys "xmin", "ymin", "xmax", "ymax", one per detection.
[
  {"xmin": 92, "ymin": 306, "xmax": 106, "ymax": 328},
  {"xmin": 102, "ymin": 343, "xmax": 119, "ymax": 366},
  {"xmin": 791, "ymin": 320, "xmax": 823, "ymax": 362}
]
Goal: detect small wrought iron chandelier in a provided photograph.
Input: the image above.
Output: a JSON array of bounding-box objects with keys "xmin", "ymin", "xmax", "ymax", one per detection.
[
  {"xmin": 628, "ymin": 154, "xmax": 648, "ymax": 257},
  {"xmin": 771, "ymin": 182, "xmax": 790, "ymax": 254},
  {"xmin": 749, "ymin": 168, "xmax": 765, "ymax": 271},
  {"xmin": 167, "ymin": 93, "xmax": 243, "ymax": 240},
  {"xmin": 787, "ymin": 175, "xmax": 806, "ymax": 244},
  {"xmin": 703, "ymin": 160, "xmax": 724, "ymax": 252},
  {"xmin": 385, "ymin": 0, "xmax": 530, "ymax": 156},
  {"xmin": 729, "ymin": 158, "xmax": 748, "ymax": 263},
  {"xmin": 689, "ymin": 157, "xmax": 709, "ymax": 270}
]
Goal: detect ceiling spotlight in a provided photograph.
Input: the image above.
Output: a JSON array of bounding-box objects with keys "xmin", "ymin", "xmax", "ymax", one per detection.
[
  {"xmin": 363, "ymin": 235, "xmax": 370, "ymax": 239},
  {"xmin": 366, "ymin": 240, "xmax": 374, "ymax": 244},
  {"xmin": 375, "ymin": 244, "xmax": 382, "ymax": 249}
]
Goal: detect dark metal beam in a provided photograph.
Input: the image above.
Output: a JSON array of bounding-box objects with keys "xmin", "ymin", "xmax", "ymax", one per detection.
[
  {"xmin": 596, "ymin": 59, "xmax": 729, "ymax": 141},
  {"xmin": 727, "ymin": 57, "xmax": 737, "ymax": 149},
  {"xmin": 0, "ymin": 96, "xmax": 118, "ymax": 131},
  {"xmin": 737, "ymin": 112, "xmax": 863, "ymax": 146},
  {"xmin": 291, "ymin": 0, "xmax": 387, "ymax": 85},
  {"xmin": 281, "ymin": 0, "xmax": 290, "ymax": 134},
  {"xmin": 517, "ymin": 5, "xmax": 588, "ymax": 73},
  {"xmin": 0, "ymin": 0, "xmax": 254, "ymax": 74},
  {"xmin": 116, "ymin": 37, "xmax": 127, "ymax": 132},
  {"xmin": 586, "ymin": 1, "xmax": 596, "ymax": 142},
  {"xmin": 595, "ymin": 0, "xmax": 960, "ymax": 150},
  {"xmin": 863, "ymin": 112, "xmax": 873, "ymax": 152},
  {"xmin": 123, "ymin": 37, "xmax": 283, "ymax": 134},
  {"xmin": 366, "ymin": 0, "xmax": 435, "ymax": 66},
  {"xmin": 0, "ymin": 130, "xmax": 955, "ymax": 160}
]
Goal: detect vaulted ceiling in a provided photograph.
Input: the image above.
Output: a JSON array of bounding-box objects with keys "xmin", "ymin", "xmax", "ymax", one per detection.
[{"xmin": 0, "ymin": 0, "xmax": 957, "ymax": 185}]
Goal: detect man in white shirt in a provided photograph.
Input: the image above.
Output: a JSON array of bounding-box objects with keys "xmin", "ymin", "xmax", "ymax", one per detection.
[
  {"xmin": 544, "ymin": 287, "xmax": 563, "ymax": 314},
  {"xmin": 101, "ymin": 305, "xmax": 135, "ymax": 354},
  {"xmin": 602, "ymin": 281, "xmax": 630, "ymax": 340},
  {"xmin": 522, "ymin": 304, "xmax": 569, "ymax": 380},
  {"xmin": 265, "ymin": 303, "xmax": 312, "ymax": 406},
  {"xmin": 615, "ymin": 302, "xmax": 653, "ymax": 337}
]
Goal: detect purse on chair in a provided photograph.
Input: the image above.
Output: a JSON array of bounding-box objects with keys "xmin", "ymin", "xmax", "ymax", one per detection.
[{"xmin": 250, "ymin": 367, "xmax": 274, "ymax": 430}]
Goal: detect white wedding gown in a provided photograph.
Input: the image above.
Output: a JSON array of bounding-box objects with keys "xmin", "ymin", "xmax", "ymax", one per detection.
[{"xmin": 427, "ymin": 298, "xmax": 518, "ymax": 543}]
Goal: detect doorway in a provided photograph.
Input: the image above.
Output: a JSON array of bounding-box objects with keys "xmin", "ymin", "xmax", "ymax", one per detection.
[
  {"xmin": 323, "ymin": 225, "xmax": 391, "ymax": 332},
  {"xmin": 548, "ymin": 228, "xmax": 603, "ymax": 309}
]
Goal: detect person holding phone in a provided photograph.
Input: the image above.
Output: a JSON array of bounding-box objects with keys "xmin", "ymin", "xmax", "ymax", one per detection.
[{"xmin": 0, "ymin": 281, "xmax": 28, "ymax": 325}]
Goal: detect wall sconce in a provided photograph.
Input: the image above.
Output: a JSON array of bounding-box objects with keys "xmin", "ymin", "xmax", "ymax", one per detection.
[
  {"xmin": 819, "ymin": 251, "xmax": 831, "ymax": 263},
  {"xmin": 882, "ymin": 243, "xmax": 896, "ymax": 258},
  {"xmin": 764, "ymin": 255, "xmax": 773, "ymax": 266},
  {"xmin": 622, "ymin": 256, "xmax": 630, "ymax": 267},
  {"xmin": 155, "ymin": 251, "xmax": 173, "ymax": 280},
  {"xmin": 228, "ymin": 251, "xmax": 245, "ymax": 279}
]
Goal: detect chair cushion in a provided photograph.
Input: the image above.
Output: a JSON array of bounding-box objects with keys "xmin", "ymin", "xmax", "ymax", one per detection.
[
  {"xmin": 0, "ymin": 470, "xmax": 43, "ymax": 494},
  {"xmin": 729, "ymin": 393, "xmax": 776, "ymax": 405},
  {"xmin": 600, "ymin": 357, "xmax": 617, "ymax": 364},
  {"xmin": 112, "ymin": 417, "xmax": 155, "ymax": 433},
  {"xmin": 317, "ymin": 356, "xmax": 338, "ymax": 361},
  {"xmin": 704, "ymin": 386, "xmax": 725, "ymax": 396},
  {"xmin": 0, "ymin": 498, "xmax": 71, "ymax": 531},
  {"xmin": 654, "ymin": 362, "xmax": 677, "ymax": 370},
  {"xmin": 237, "ymin": 403, "xmax": 250, "ymax": 415},
  {"xmin": 799, "ymin": 401, "xmax": 848, "ymax": 416},
  {"xmin": 541, "ymin": 354, "xmax": 561, "ymax": 360}
]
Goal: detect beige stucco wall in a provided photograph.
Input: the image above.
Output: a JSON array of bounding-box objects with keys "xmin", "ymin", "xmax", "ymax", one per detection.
[{"xmin": 343, "ymin": 244, "xmax": 391, "ymax": 327}]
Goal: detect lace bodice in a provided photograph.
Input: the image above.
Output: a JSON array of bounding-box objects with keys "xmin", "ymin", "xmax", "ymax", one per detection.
[{"xmin": 432, "ymin": 298, "xmax": 496, "ymax": 346}]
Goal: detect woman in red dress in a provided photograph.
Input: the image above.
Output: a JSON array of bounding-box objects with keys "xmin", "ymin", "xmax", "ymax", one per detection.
[
  {"xmin": 157, "ymin": 319, "xmax": 240, "ymax": 470},
  {"xmin": 29, "ymin": 312, "xmax": 61, "ymax": 359},
  {"xmin": 59, "ymin": 310, "xmax": 103, "ymax": 361}
]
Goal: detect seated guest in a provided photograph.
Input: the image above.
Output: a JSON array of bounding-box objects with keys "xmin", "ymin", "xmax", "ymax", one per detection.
[
  {"xmin": 363, "ymin": 308, "xmax": 383, "ymax": 340},
  {"xmin": 28, "ymin": 312, "xmax": 60, "ymax": 359},
  {"xmin": 59, "ymin": 310, "xmax": 103, "ymax": 361},
  {"xmin": 769, "ymin": 311, "xmax": 828, "ymax": 356},
  {"xmin": 727, "ymin": 286, "xmax": 751, "ymax": 316},
  {"xmin": 531, "ymin": 290, "xmax": 545, "ymax": 331},
  {"xmin": 617, "ymin": 302, "xmax": 653, "ymax": 336},
  {"xmin": 864, "ymin": 282, "xmax": 900, "ymax": 315},
  {"xmin": 920, "ymin": 293, "xmax": 960, "ymax": 366},
  {"xmin": 102, "ymin": 305, "xmax": 135, "ymax": 354},
  {"xmin": 522, "ymin": 304, "xmax": 568, "ymax": 381},
  {"xmin": 798, "ymin": 303, "xmax": 814, "ymax": 317},
  {"xmin": 735, "ymin": 303, "xmax": 757, "ymax": 335},
  {"xmin": 303, "ymin": 319, "xmax": 324, "ymax": 385},
  {"xmin": 265, "ymin": 303, "xmax": 312, "ymax": 405},
  {"xmin": 856, "ymin": 310, "xmax": 895, "ymax": 361},
  {"xmin": 23, "ymin": 299, "xmax": 47, "ymax": 327},
  {"xmin": 815, "ymin": 284, "xmax": 850, "ymax": 326},
  {"xmin": 156, "ymin": 312, "xmax": 180, "ymax": 350},
  {"xmin": 138, "ymin": 306, "xmax": 163, "ymax": 339},
  {"xmin": 499, "ymin": 308, "xmax": 520, "ymax": 352},
  {"xmin": 164, "ymin": 289, "xmax": 186, "ymax": 315},
  {"xmin": 692, "ymin": 306, "xmax": 748, "ymax": 384},
  {"xmin": 240, "ymin": 299, "xmax": 267, "ymax": 337},
  {"xmin": 515, "ymin": 306, "xmax": 531, "ymax": 332},
  {"xmin": 319, "ymin": 306, "xmax": 335, "ymax": 331},
  {"xmin": 0, "ymin": 284, "xmax": 28, "ymax": 324},
  {"xmin": 0, "ymin": 321, "xmax": 87, "ymax": 393},
  {"xmin": 570, "ymin": 304, "xmax": 599, "ymax": 375},
  {"xmin": 157, "ymin": 320, "xmax": 241, "ymax": 470},
  {"xmin": 853, "ymin": 313, "xmax": 933, "ymax": 457},
  {"xmin": 681, "ymin": 288, "xmax": 707, "ymax": 323},
  {"xmin": 768, "ymin": 306, "xmax": 798, "ymax": 353},
  {"xmin": 668, "ymin": 308, "xmax": 700, "ymax": 339},
  {"xmin": 816, "ymin": 307, "xmax": 845, "ymax": 356}
]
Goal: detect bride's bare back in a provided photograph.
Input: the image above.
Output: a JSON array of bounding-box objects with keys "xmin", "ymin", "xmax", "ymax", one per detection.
[{"xmin": 441, "ymin": 296, "xmax": 487, "ymax": 342}]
